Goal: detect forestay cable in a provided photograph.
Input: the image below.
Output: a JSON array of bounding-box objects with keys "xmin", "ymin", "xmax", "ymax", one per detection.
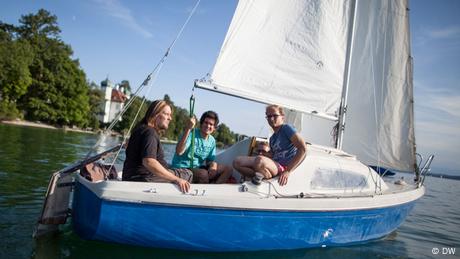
[{"xmin": 85, "ymin": 0, "xmax": 202, "ymax": 164}]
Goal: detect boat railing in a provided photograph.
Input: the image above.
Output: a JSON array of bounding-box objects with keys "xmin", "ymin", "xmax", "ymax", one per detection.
[{"xmin": 418, "ymin": 154, "xmax": 435, "ymax": 187}]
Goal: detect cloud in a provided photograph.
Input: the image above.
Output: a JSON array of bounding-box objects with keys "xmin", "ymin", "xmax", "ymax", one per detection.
[
  {"xmin": 427, "ymin": 25, "xmax": 460, "ymax": 39},
  {"xmin": 414, "ymin": 25, "xmax": 460, "ymax": 48},
  {"xmin": 413, "ymin": 81, "xmax": 460, "ymax": 170},
  {"xmin": 415, "ymin": 112, "xmax": 460, "ymax": 172},
  {"xmin": 93, "ymin": 0, "xmax": 153, "ymax": 38},
  {"xmin": 415, "ymin": 83, "xmax": 460, "ymax": 118},
  {"xmin": 431, "ymin": 95, "xmax": 460, "ymax": 118},
  {"xmin": 417, "ymin": 120, "xmax": 459, "ymax": 137}
]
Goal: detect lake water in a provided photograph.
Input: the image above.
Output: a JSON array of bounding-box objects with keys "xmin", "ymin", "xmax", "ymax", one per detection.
[{"xmin": 0, "ymin": 124, "xmax": 458, "ymax": 259}]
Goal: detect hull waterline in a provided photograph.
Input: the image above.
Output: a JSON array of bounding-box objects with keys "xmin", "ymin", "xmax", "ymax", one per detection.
[{"xmin": 72, "ymin": 180, "xmax": 420, "ymax": 251}]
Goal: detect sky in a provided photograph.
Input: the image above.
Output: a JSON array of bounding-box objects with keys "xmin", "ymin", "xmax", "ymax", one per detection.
[{"xmin": 1, "ymin": 0, "xmax": 459, "ymax": 175}]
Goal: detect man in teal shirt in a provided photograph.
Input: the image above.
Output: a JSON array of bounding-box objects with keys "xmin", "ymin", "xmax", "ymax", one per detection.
[{"xmin": 172, "ymin": 111, "xmax": 232, "ymax": 183}]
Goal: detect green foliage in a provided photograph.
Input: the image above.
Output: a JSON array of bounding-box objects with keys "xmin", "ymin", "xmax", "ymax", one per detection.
[
  {"xmin": 0, "ymin": 22, "xmax": 15, "ymax": 41},
  {"xmin": 0, "ymin": 10, "xmax": 240, "ymax": 145},
  {"xmin": 0, "ymin": 9, "xmax": 91, "ymax": 127},
  {"xmin": 0, "ymin": 27, "xmax": 33, "ymax": 103},
  {"xmin": 163, "ymin": 94, "xmax": 238, "ymax": 146},
  {"xmin": 163, "ymin": 94, "xmax": 189, "ymax": 141},
  {"xmin": 19, "ymin": 38, "xmax": 90, "ymax": 126},
  {"xmin": 86, "ymin": 87, "xmax": 104, "ymax": 129},
  {"xmin": 0, "ymin": 100, "xmax": 23, "ymax": 120},
  {"xmin": 214, "ymin": 123, "xmax": 236, "ymax": 148},
  {"xmin": 16, "ymin": 9, "xmax": 60, "ymax": 40},
  {"xmin": 165, "ymin": 105, "xmax": 189, "ymax": 141},
  {"xmin": 115, "ymin": 96, "xmax": 150, "ymax": 134}
]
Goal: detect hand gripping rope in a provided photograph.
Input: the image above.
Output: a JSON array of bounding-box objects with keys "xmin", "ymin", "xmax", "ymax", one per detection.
[{"xmin": 189, "ymin": 88, "xmax": 196, "ymax": 169}]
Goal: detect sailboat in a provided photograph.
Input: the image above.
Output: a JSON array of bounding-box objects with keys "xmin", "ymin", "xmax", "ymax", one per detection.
[{"xmin": 35, "ymin": 0, "xmax": 434, "ymax": 251}]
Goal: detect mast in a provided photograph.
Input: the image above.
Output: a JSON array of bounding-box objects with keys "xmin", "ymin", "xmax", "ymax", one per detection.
[
  {"xmin": 336, "ymin": 0, "xmax": 358, "ymax": 150},
  {"xmin": 406, "ymin": 2, "xmax": 417, "ymax": 171}
]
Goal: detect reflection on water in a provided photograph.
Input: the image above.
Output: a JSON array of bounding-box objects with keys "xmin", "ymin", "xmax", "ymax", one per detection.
[{"xmin": 0, "ymin": 124, "xmax": 458, "ymax": 259}]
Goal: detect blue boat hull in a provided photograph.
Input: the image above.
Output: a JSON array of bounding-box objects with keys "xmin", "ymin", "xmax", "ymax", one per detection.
[{"xmin": 72, "ymin": 181, "xmax": 416, "ymax": 251}]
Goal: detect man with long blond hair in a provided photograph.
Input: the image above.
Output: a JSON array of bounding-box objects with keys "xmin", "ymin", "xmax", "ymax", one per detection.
[{"xmin": 122, "ymin": 100, "xmax": 192, "ymax": 193}]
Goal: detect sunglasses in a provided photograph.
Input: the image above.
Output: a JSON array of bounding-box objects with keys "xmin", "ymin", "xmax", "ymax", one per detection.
[{"xmin": 266, "ymin": 114, "xmax": 281, "ymax": 119}]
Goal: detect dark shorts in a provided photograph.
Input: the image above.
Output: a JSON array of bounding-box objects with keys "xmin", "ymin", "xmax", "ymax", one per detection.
[
  {"xmin": 191, "ymin": 165, "xmax": 220, "ymax": 183},
  {"xmin": 129, "ymin": 168, "xmax": 193, "ymax": 183},
  {"xmin": 199, "ymin": 164, "xmax": 210, "ymax": 170}
]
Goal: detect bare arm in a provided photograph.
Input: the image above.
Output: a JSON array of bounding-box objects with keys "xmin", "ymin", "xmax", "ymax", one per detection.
[
  {"xmin": 208, "ymin": 161, "xmax": 218, "ymax": 174},
  {"xmin": 278, "ymin": 133, "xmax": 307, "ymax": 186},
  {"xmin": 286, "ymin": 133, "xmax": 307, "ymax": 172},
  {"xmin": 175, "ymin": 117, "xmax": 196, "ymax": 155},
  {"xmin": 142, "ymin": 158, "xmax": 190, "ymax": 192}
]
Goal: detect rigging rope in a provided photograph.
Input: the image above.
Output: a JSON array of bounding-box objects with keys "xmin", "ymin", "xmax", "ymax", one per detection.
[
  {"xmin": 189, "ymin": 89, "xmax": 196, "ymax": 169},
  {"xmin": 84, "ymin": 0, "xmax": 202, "ymax": 169}
]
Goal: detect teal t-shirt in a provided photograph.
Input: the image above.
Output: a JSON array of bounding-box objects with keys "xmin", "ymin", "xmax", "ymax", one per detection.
[{"xmin": 171, "ymin": 128, "xmax": 216, "ymax": 169}]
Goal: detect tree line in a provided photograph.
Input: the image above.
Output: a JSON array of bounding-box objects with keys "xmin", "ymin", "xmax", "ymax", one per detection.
[{"xmin": 0, "ymin": 9, "xmax": 239, "ymax": 147}]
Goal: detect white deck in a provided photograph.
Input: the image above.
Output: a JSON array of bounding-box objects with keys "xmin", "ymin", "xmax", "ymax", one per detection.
[{"xmin": 77, "ymin": 140, "xmax": 424, "ymax": 212}]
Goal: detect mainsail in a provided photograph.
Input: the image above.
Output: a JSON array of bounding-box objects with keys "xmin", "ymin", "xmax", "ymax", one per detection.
[
  {"xmin": 198, "ymin": 0, "xmax": 352, "ymax": 119},
  {"xmin": 198, "ymin": 0, "xmax": 416, "ymax": 172}
]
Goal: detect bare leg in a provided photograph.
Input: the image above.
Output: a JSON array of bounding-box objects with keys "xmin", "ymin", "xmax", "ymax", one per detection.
[
  {"xmin": 192, "ymin": 168, "xmax": 209, "ymax": 183},
  {"xmin": 233, "ymin": 156, "xmax": 257, "ymax": 178},
  {"xmin": 253, "ymin": 156, "xmax": 279, "ymax": 179},
  {"xmin": 214, "ymin": 164, "xmax": 233, "ymax": 184}
]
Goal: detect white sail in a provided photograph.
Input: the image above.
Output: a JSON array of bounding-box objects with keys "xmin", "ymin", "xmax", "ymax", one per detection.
[
  {"xmin": 208, "ymin": 0, "xmax": 352, "ymax": 119},
  {"xmin": 204, "ymin": 0, "xmax": 416, "ymax": 172},
  {"xmin": 341, "ymin": 0, "xmax": 416, "ymax": 171}
]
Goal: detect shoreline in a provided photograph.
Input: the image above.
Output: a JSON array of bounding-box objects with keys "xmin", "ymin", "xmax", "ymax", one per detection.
[
  {"xmin": 1, "ymin": 119, "xmax": 96, "ymax": 134},
  {"xmin": 1, "ymin": 120, "xmax": 178, "ymax": 144}
]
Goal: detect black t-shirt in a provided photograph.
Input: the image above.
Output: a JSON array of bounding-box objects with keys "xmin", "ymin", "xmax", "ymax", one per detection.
[{"xmin": 122, "ymin": 124, "xmax": 169, "ymax": 181}]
